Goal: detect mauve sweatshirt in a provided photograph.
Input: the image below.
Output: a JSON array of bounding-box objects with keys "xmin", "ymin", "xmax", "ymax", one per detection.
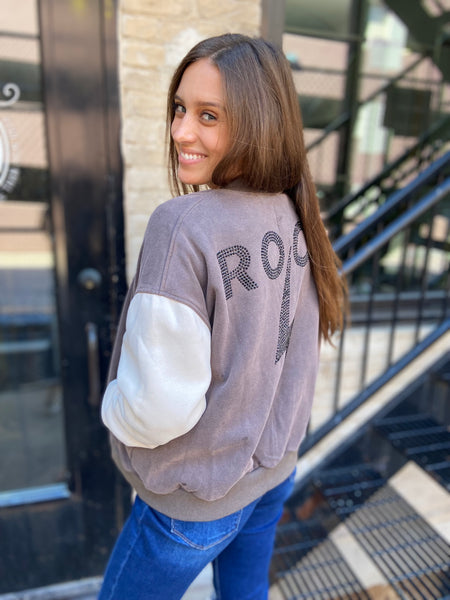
[{"xmin": 102, "ymin": 184, "xmax": 320, "ymax": 521}]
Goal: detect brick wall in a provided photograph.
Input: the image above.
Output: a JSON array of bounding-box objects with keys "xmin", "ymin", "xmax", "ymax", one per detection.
[{"xmin": 119, "ymin": 0, "xmax": 261, "ymax": 277}]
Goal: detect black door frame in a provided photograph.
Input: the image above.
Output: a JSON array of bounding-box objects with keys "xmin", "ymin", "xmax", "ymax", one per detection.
[{"xmin": 0, "ymin": 0, "xmax": 129, "ymax": 592}]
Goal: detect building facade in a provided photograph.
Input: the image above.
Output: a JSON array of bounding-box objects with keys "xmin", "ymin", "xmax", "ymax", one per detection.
[{"xmin": 0, "ymin": 0, "xmax": 448, "ymax": 594}]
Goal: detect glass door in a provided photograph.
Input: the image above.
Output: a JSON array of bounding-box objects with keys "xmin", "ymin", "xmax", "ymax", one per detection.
[
  {"xmin": 0, "ymin": 0, "xmax": 128, "ymax": 593},
  {"xmin": 0, "ymin": 0, "xmax": 67, "ymax": 507}
]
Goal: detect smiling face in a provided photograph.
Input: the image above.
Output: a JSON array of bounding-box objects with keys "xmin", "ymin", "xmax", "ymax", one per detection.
[{"xmin": 171, "ymin": 58, "xmax": 230, "ymax": 187}]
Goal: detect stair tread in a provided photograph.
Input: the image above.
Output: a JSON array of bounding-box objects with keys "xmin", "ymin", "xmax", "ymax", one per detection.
[
  {"xmin": 389, "ymin": 461, "xmax": 450, "ymax": 545},
  {"xmin": 271, "ymin": 351, "xmax": 450, "ymax": 598},
  {"xmin": 272, "ymin": 473, "xmax": 450, "ymax": 599}
]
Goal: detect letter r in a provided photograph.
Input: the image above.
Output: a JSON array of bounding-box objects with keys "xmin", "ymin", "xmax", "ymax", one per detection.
[{"xmin": 217, "ymin": 245, "xmax": 259, "ymax": 300}]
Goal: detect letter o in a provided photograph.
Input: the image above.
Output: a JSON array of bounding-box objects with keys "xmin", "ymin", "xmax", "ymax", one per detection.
[{"xmin": 261, "ymin": 231, "xmax": 285, "ymax": 279}]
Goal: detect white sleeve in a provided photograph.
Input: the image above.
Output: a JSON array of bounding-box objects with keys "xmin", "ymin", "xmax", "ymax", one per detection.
[{"xmin": 101, "ymin": 293, "xmax": 211, "ymax": 448}]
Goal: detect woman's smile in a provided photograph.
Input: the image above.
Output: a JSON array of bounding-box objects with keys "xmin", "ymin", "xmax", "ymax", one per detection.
[{"xmin": 179, "ymin": 151, "xmax": 207, "ymax": 163}]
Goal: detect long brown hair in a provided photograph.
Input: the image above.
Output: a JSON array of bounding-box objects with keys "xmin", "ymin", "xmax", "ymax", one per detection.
[{"xmin": 166, "ymin": 33, "xmax": 346, "ymax": 342}]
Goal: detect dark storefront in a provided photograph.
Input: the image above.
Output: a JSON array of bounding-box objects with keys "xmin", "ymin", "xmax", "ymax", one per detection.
[{"xmin": 0, "ymin": 0, "xmax": 129, "ymax": 592}]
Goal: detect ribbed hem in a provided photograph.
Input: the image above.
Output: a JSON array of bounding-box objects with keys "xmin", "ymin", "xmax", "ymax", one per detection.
[{"xmin": 116, "ymin": 451, "xmax": 298, "ymax": 521}]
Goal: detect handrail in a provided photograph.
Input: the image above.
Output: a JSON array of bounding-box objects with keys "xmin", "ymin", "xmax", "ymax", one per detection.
[
  {"xmin": 340, "ymin": 177, "xmax": 450, "ymax": 274},
  {"xmin": 333, "ymin": 150, "xmax": 450, "ymax": 256},
  {"xmin": 300, "ymin": 154, "xmax": 450, "ymax": 458},
  {"xmin": 299, "ymin": 319, "xmax": 450, "ymax": 456},
  {"xmin": 325, "ymin": 115, "xmax": 450, "ymax": 223},
  {"xmin": 304, "ymin": 46, "xmax": 447, "ymax": 235}
]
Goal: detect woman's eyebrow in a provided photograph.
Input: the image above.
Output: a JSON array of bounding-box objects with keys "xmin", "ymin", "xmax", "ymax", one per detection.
[{"xmin": 174, "ymin": 93, "xmax": 223, "ymax": 109}]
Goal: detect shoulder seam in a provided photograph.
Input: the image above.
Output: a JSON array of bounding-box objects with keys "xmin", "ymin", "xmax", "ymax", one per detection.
[{"xmin": 133, "ymin": 288, "xmax": 211, "ymax": 331}]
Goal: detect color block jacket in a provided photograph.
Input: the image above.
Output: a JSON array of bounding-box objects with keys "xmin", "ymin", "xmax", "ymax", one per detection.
[{"xmin": 102, "ymin": 185, "xmax": 320, "ymax": 521}]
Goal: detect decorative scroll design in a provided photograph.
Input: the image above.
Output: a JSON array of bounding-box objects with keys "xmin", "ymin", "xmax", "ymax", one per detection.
[{"xmin": 0, "ymin": 83, "xmax": 21, "ymax": 107}]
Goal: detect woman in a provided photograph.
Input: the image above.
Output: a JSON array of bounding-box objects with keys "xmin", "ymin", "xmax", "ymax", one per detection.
[{"xmin": 99, "ymin": 33, "xmax": 346, "ymax": 600}]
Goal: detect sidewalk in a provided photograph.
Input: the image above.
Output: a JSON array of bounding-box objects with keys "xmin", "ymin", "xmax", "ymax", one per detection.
[{"xmin": 0, "ymin": 566, "xmax": 214, "ymax": 600}]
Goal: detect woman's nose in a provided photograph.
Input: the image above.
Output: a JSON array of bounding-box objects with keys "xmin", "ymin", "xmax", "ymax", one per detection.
[{"xmin": 172, "ymin": 114, "xmax": 196, "ymax": 143}]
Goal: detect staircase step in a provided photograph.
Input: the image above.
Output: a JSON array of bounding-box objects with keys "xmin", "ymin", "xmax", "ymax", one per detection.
[
  {"xmin": 389, "ymin": 461, "xmax": 450, "ymax": 545},
  {"xmin": 271, "ymin": 521, "xmax": 371, "ymax": 599},
  {"xmin": 271, "ymin": 366, "xmax": 450, "ymax": 600},
  {"xmin": 341, "ymin": 484, "xmax": 450, "ymax": 599},
  {"xmin": 271, "ymin": 473, "xmax": 450, "ymax": 599},
  {"xmin": 330, "ymin": 522, "xmax": 399, "ymax": 599},
  {"xmin": 374, "ymin": 392, "xmax": 450, "ymax": 491}
]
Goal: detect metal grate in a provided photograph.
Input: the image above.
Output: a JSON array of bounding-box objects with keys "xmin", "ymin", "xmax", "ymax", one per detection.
[
  {"xmin": 274, "ymin": 362, "xmax": 450, "ymax": 599},
  {"xmin": 343, "ymin": 484, "xmax": 450, "ymax": 599},
  {"xmin": 271, "ymin": 518, "xmax": 370, "ymax": 599},
  {"xmin": 272, "ymin": 476, "xmax": 450, "ymax": 599},
  {"xmin": 375, "ymin": 412, "xmax": 450, "ymax": 490}
]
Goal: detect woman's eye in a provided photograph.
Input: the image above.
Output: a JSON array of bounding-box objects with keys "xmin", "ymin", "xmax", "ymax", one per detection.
[
  {"xmin": 202, "ymin": 111, "xmax": 216, "ymax": 122},
  {"xmin": 174, "ymin": 103, "xmax": 185, "ymax": 114}
]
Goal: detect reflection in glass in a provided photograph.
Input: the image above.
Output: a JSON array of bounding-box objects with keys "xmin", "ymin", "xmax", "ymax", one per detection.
[{"xmin": 0, "ymin": 0, "xmax": 66, "ymax": 495}]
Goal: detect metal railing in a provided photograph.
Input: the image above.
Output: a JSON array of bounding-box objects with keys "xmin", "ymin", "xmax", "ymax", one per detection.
[
  {"xmin": 305, "ymin": 53, "xmax": 431, "ymax": 154},
  {"xmin": 292, "ymin": 8, "xmax": 450, "ymax": 218},
  {"xmin": 333, "ymin": 150, "xmax": 450, "ymax": 263},
  {"xmin": 300, "ymin": 153, "xmax": 450, "ymax": 455},
  {"xmin": 305, "ymin": 49, "xmax": 449, "ymax": 198},
  {"xmin": 325, "ymin": 116, "xmax": 450, "ymax": 239}
]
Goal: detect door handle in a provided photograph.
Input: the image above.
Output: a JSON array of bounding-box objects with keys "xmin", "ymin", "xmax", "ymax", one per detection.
[
  {"xmin": 78, "ymin": 268, "xmax": 102, "ymax": 291},
  {"xmin": 85, "ymin": 322, "xmax": 101, "ymax": 408}
]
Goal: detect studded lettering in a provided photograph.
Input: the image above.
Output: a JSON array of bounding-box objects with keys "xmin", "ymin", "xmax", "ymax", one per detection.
[
  {"xmin": 275, "ymin": 248, "xmax": 294, "ymax": 364},
  {"xmin": 261, "ymin": 231, "xmax": 285, "ymax": 280},
  {"xmin": 293, "ymin": 221, "xmax": 309, "ymax": 267},
  {"xmin": 217, "ymin": 245, "xmax": 259, "ymax": 300}
]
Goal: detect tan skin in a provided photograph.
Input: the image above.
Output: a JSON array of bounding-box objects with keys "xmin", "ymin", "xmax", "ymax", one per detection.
[{"xmin": 171, "ymin": 58, "xmax": 230, "ymax": 187}]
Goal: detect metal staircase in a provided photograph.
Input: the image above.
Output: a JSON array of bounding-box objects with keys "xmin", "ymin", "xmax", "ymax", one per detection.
[
  {"xmin": 271, "ymin": 354, "xmax": 450, "ymax": 599},
  {"xmin": 297, "ymin": 151, "xmax": 450, "ymax": 460},
  {"xmin": 270, "ymin": 12, "xmax": 450, "ymax": 586},
  {"xmin": 268, "ymin": 123, "xmax": 450, "ymax": 599},
  {"xmin": 384, "ymin": 0, "xmax": 450, "ymax": 84},
  {"xmin": 285, "ymin": 0, "xmax": 450, "ymax": 222},
  {"xmin": 325, "ymin": 115, "xmax": 450, "ymax": 240}
]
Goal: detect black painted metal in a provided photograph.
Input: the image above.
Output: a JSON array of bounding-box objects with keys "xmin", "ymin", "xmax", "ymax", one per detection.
[
  {"xmin": 341, "ymin": 177, "xmax": 450, "ymax": 272},
  {"xmin": 310, "ymin": 4, "xmax": 449, "ymax": 217},
  {"xmin": 273, "ymin": 357, "xmax": 450, "ymax": 599},
  {"xmin": 306, "ymin": 53, "xmax": 428, "ymax": 149},
  {"xmin": 333, "ymin": 151, "xmax": 450, "ymax": 259},
  {"xmin": 345, "ymin": 485, "xmax": 450, "ymax": 599},
  {"xmin": 275, "ymin": 5, "xmax": 450, "ymax": 596},
  {"xmin": 299, "ymin": 151, "xmax": 449, "ymax": 457},
  {"xmin": 334, "ymin": 0, "xmax": 368, "ymax": 200},
  {"xmin": 325, "ymin": 115, "xmax": 450, "ymax": 239},
  {"xmin": 384, "ymin": 0, "xmax": 450, "ymax": 83},
  {"xmin": 0, "ymin": 0, "xmax": 128, "ymax": 593},
  {"xmin": 375, "ymin": 395, "xmax": 450, "ymax": 490},
  {"xmin": 272, "ymin": 525, "xmax": 371, "ymax": 599},
  {"xmin": 300, "ymin": 320, "xmax": 450, "ymax": 457}
]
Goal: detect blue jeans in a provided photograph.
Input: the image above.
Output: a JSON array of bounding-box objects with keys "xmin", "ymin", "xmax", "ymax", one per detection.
[{"xmin": 98, "ymin": 470, "xmax": 295, "ymax": 600}]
